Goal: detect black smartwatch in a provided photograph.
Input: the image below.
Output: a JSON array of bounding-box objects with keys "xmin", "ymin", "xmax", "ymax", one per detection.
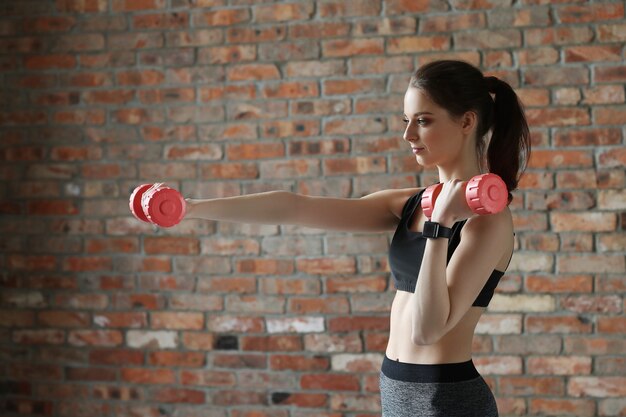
[{"xmin": 422, "ymin": 221, "xmax": 452, "ymax": 239}]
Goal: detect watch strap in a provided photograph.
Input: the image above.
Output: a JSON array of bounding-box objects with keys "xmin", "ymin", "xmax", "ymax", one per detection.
[{"xmin": 422, "ymin": 220, "xmax": 452, "ymax": 239}]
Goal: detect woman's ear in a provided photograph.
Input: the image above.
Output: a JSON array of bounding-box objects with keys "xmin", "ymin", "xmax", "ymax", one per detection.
[{"xmin": 461, "ymin": 111, "xmax": 478, "ymax": 135}]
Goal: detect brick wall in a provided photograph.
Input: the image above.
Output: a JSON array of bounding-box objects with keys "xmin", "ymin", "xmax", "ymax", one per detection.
[{"xmin": 1, "ymin": 1, "xmax": 625, "ymax": 416}]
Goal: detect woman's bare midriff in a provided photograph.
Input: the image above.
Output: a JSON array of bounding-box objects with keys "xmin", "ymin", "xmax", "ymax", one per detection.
[{"xmin": 386, "ymin": 291, "xmax": 485, "ymax": 364}]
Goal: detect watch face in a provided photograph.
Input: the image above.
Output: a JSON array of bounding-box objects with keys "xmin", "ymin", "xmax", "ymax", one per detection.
[{"xmin": 423, "ymin": 221, "xmax": 438, "ymax": 238}]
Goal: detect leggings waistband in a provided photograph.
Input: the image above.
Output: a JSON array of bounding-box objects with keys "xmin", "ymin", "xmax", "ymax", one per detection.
[{"xmin": 382, "ymin": 354, "xmax": 480, "ymax": 383}]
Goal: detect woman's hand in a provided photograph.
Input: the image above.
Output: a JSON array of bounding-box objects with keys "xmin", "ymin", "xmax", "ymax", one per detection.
[{"xmin": 429, "ymin": 179, "xmax": 475, "ymax": 227}]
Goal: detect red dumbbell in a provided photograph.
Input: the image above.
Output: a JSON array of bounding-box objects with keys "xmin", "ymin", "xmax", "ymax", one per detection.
[
  {"xmin": 421, "ymin": 173, "xmax": 507, "ymax": 219},
  {"xmin": 129, "ymin": 183, "xmax": 186, "ymax": 228}
]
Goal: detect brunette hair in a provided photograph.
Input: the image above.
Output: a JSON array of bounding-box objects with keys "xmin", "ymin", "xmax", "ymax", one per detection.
[{"xmin": 409, "ymin": 60, "xmax": 531, "ymax": 203}]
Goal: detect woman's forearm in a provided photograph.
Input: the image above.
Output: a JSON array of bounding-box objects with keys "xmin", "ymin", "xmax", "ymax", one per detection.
[
  {"xmin": 411, "ymin": 237, "xmax": 451, "ymax": 345},
  {"xmin": 184, "ymin": 190, "xmax": 297, "ymax": 225}
]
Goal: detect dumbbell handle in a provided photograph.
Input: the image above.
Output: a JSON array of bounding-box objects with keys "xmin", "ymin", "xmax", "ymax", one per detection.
[{"xmin": 421, "ymin": 173, "xmax": 507, "ymax": 219}]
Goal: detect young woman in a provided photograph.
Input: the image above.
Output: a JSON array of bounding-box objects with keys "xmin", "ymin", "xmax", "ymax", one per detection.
[{"xmin": 184, "ymin": 60, "xmax": 531, "ymax": 417}]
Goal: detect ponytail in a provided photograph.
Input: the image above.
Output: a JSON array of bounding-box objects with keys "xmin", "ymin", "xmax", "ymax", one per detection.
[{"xmin": 483, "ymin": 76, "xmax": 531, "ymax": 204}]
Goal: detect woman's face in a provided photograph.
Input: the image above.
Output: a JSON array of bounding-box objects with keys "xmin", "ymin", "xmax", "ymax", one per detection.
[{"xmin": 403, "ymin": 87, "xmax": 466, "ymax": 168}]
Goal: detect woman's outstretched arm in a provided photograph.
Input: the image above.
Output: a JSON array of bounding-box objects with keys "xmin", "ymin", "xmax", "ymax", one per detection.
[
  {"xmin": 184, "ymin": 190, "xmax": 296, "ymax": 225},
  {"xmin": 184, "ymin": 188, "xmax": 413, "ymax": 232}
]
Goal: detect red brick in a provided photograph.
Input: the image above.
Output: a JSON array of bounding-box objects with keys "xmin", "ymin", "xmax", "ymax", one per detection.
[
  {"xmin": 528, "ymin": 150, "xmax": 592, "ymax": 169},
  {"xmin": 66, "ymin": 72, "xmax": 112, "ymax": 87},
  {"xmin": 597, "ymin": 23, "xmax": 626, "ymax": 42},
  {"xmin": 421, "ymin": 13, "xmax": 485, "ymax": 32},
  {"xmin": 226, "ymin": 143, "xmax": 285, "ymax": 160},
  {"xmin": 598, "ymin": 147, "xmax": 626, "ymax": 168},
  {"xmin": 121, "ymin": 368, "xmax": 176, "ymax": 384},
  {"xmin": 525, "ymin": 27, "xmax": 593, "ymax": 46},
  {"xmin": 526, "ymin": 275, "xmax": 592, "ymax": 293},
  {"xmin": 554, "ymin": 128, "xmax": 621, "ymax": 146},
  {"xmin": 0, "ymin": 311, "xmax": 36, "ymax": 327},
  {"xmin": 561, "ymin": 295, "xmax": 622, "ymax": 314},
  {"xmin": 89, "ymin": 349, "xmax": 144, "ymax": 366},
  {"xmin": 583, "ymin": 85, "xmax": 625, "ymax": 104},
  {"xmin": 288, "ymin": 297, "xmax": 350, "ymax": 314},
  {"xmin": 27, "ymin": 200, "xmax": 79, "ymax": 216},
  {"xmin": 24, "ymin": 16, "xmax": 77, "ymax": 32},
  {"xmin": 133, "ymin": 12, "xmax": 188, "ymax": 29},
  {"xmin": 53, "ymin": 109, "xmax": 105, "ymax": 125},
  {"xmin": 37, "ymin": 311, "xmax": 90, "ymax": 328},
  {"xmin": 300, "ymin": 373, "xmax": 360, "ymax": 391},
  {"xmin": 92, "ymin": 385, "xmax": 141, "ymax": 401},
  {"xmin": 83, "ymin": 90, "xmax": 135, "ymax": 104},
  {"xmin": 527, "ymin": 356, "xmax": 592, "ymax": 375},
  {"xmin": 62, "ymin": 257, "xmax": 112, "ymax": 272},
  {"xmin": 150, "ymin": 312, "xmax": 204, "ymax": 330},
  {"xmin": 386, "ymin": 35, "xmax": 449, "ymax": 53},
  {"xmin": 53, "ymin": 292, "xmax": 107, "ymax": 311},
  {"xmin": 271, "ymin": 392, "xmax": 328, "ymax": 408},
  {"xmin": 594, "ymin": 106, "xmax": 626, "ymax": 124},
  {"xmin": 144, "ymin": 237, "xmax": 200, "ymax": 255},
  {"xmin": 193, "ymin": 9, "xmax": 251, "ymax": 27},
  {"xmin": 85, "ymin": 237, "xmax": 139, "ymax": 253},
  {"xmin": 180, "ymin": 369, "xmax": 236, "ymax": 386},
  {"xmin": 56, "ymin": 0, "xmax": 107, "ymax": 13},
  {"xmin": 6, "ymin": 255, "xmax": 57, "ymax": 271},
  {"xmin": 66, "ymin": 367, "xmax": 117, "ymax": 381},
  {"xmin": 270, "ymin": 354, "xmax": 329, "ymax": 371},
  {"xmin": 148, "ymin": 351, "xmax": 205, "ymax": 367},
  {"xmin": 150, "ymin": 388, "xmax": 205, "ymax": 404},
  {"xmin": 226, "ymin": 26, "xmax": 283, "ymax": 44},
  {"xmin": 385, "ymin": 0, "xmax": 449, "ymax": 13},
  {"xmin": 597, "ymin": 317, "xmax": 626, "ymax": 334},
  {"xmin": 92, "ymin": 312, "xmax": 147, "ymax": 328},
  {"xmin": 529, "ymin": 398, "xmax": 595, "ymax": 416},
  {"xmin": 117, "ymin": 70, "xmax": 164, "ymax": 85},
  {"xmin": 323, "ymin": 38, "xmax": 385, "ymax": 57},
  {"xmin": 0, "ymin": 110, "xmax": 48, "ymax": 126},
  {"xmin": 183, "ymin": 332, "xmax": 214, "ymax": 352},
  {"xmin": 24, "ymin": 54, "xmax": 76, "ymax": 69},
  {"xmin": 551, "ymin": 212, "xmax": 616, "ymax": 232},
  {"xmin": 111, "ymin": 0, "xmax": 166, "ymax": 12},
  {"xmin": 208, "ymin": 316, "xmax": 264, "ymax": 333},
  {"xmin": 236, "ymin": 259, "xmax": 294, "ymax": 275},
  {"xmin": 568, "ymin": 376, "xmax": 626, "ymax": 396},
  {"xmin": 565, "ymin": 44, "xmax": 622, "ymax": 62},
  {"xmin": 257, "ymin": 2, "xmax": 315, "ymax": 22},
  {"xmin": 456, "ymin": 29, "xmax": 521, "ymax": 49},
  {"xmin": 526, "ymin": 315, "xmax": 592, "ymax": 333},
  {"xmin": 241, "ymin": 335, "xmax": 302, "ymax": 351},
  {"xmin": 68, "ymin": 330, "xmax": 124, "ymax": 347},
  {"xmin": 13, "ymin": 330, "xmax": 65, "ymax": 345},
  {"xmin": 328, "ymin": 316, "xmax": 389, "ymax": 332},
  {"xmin": 557, "ymin": 3, "xmax": 624, "ymax": 23},
  {"xmin": 227, "ymin": 64, "xmax": 281, "ymax": 81},
  {"xmin": 517, "ymin": 47, "xmax": 559, "ymax": 65},
  {"xmin": 498, "ymin": 376, "xmax": 564, "ymax": 396},
  {"xmin": 211, "ymin": 389, "xmax": 264, "ymax": 406}
]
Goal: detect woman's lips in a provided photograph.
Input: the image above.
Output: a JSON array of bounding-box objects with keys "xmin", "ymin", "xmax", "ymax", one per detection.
[{"xmin": 412, "ymin": 147, "xmax": 424, "ymax": 154}]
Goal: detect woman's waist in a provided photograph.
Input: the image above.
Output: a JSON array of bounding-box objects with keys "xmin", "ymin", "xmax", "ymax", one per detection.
[{"xmin": 381, "ymin": 353, "xmax": 481, "ymax": 383}]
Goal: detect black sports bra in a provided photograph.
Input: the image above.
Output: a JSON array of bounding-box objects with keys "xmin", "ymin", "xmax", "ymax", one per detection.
[{"xmin": 388, "ymin": 188, "xmax": 512, "ymax": 308}]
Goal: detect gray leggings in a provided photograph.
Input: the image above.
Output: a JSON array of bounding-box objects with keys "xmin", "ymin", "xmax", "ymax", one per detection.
[{"xmin": 379, "ymin": 354, "xmax": 498, "ymax": 417}]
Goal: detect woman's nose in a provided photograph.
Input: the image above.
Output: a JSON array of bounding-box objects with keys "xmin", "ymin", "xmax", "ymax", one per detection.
[{"xmin": 403, "ymin": 123, "xmax": 417, "ymax": 142}]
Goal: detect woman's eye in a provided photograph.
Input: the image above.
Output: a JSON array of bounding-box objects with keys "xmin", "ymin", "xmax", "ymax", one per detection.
[
  {"xmin": 402, "ymin": 118, "xmax": 409, "ymax": 124},
  {"xmin": 417, "ymin": 118, "xmax": 428, "ymax": 126}
]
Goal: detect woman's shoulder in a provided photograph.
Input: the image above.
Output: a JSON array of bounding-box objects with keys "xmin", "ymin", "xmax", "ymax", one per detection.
[
  {"xmin": 463, "ymin": 205, "xmax": 513, "ymax": 239},
  {"xmin": 387, "ymin": 187, "xmax": 425, "ymax": 220}
]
